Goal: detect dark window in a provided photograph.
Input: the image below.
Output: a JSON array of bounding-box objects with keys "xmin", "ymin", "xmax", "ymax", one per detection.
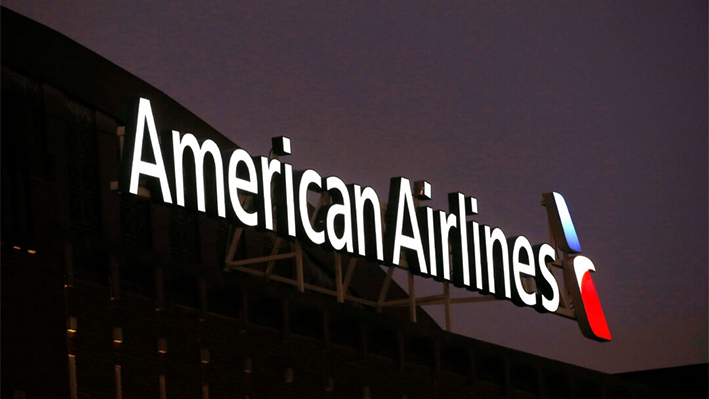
[
  {"xmin": 169, "ymin": 207, "xmax": 200, "ymax": 261},
  {"xmin": 368, "ymin": 328, "xmax": 398, "ymax": 359},
  {"xmin": 121, "ymin": 260, "xmax": 155, "ymax": 298},
  {"xmin": 164, "ymin": 269, "xmax": 199, "ymax": 308},
  {"xmin": 120, "ymin": 194, "xmax": 152, "ymax": 249},
  {"xmin": 405, "ymin": 338, "xmax": 434, "ymax": 368},
  {"xmin": 477, "ymin": 356, "xmax": 505, "ymax": 385},
  {"xmin": 209, "ymin": 284, "xmax": 242, "ymax": 319},
  {"xmin": 511, "ymin": 365, "xmax": 538, "ymax": 394},
  {"xmin": 441, "ymin": 347, "xmax": 469, "ymax": 376},
  {"xmin": 576, "ymin": 380, "xmax": 601, "ymax": 399},
  {"xmin": 330, "ymin": 318, "xmax": 360, "ymax": 349},
  {"xmin": 544, "ymin": 373, "xmax": 571, "ymax": 399},
  {"xmin": 1, "ymin": 67, "xmax": 49, "ymax": 249},
  {"xmin": 63, "ymin": 96, "xmax": 101, "ymax": 235},
  {"xmin": 72, "ymin": 233, "xmax": 109, "ymax": 285},
  {"xmin": 607, "ymin": 386, "xmax": 632, "ymax": 399},
  {"xmin": 249, "ymin": 297, "xmax": 282, "ymax": 330},
  {"xmin": 290, "ymin": 307, "xmax": 322, "ymax": 340}
]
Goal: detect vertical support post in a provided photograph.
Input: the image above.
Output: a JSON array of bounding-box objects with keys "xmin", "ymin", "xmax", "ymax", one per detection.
[
  {"xmin": 502, "ymin": 357, "xmax": 510, "ymax": 395},
  {"xmin": 534, "ymin": 365, "xmax": 543, "ymax": 398},
  {"xmin": 434, "ymin": 340, "xmax": 442, "ymax": 379},
  {"xmin": 335, "ymin": 253, "xmax": 344, "ymax": 303},
  {"xmin": 110, "ymin": 255, "xmax": 120, "ymax": 300},
  {"xmin": 159, "ymin": 375, "xmax": 167, "ymax": 399},
  {"xmin": 397, "ymin": 329, "xmax": 405, "ymax": 372},
  {"xmin": 295, "ymin": 241, "xmax": 304, "ymax": 292},
  {"xmin": 376, "ymin": 266, "xmax": 395, "ymax": 312},
  {"xmin": 198, "ymin": 277, "xmax": 207, "ymax": 321},
  {"xmin": 360, "ymin": 324, "xmax": 369, "ymax": 361},
  {"xmin": 264, "ymin": 237, "xmax": 283, "ymax": 280},
  {"xmin": 408, "ymin": 272, "xmax": 416, "ymax": 323},
  {"xmin": 225, "ymin": 227, "xmax": 243, "ymax": 263},
  {"xmin": 68, "ymin": 354, "xmax": 78, "ymax": 399},
  {"xmin": 444, "ymin": 282, "xmax": 451, "ymax": 332},
  {"xmin": 240, "ymin": 289, "xmax": 249, "ymax": 331},
  {"xmin": 155, "ymin": 266, "xmax": 164, "ymax": 310},
  {"xmin": 322, "ymin": 308, "xmax": 330, "ymax": 345},
  {"xmin": 282, "ymin": 298, "xmax": 290, "ymax": 342},
  {"xmin": 64, "ymin": 239, "xmax": 74, "ymax": 287},
  {"xmin": 115, "ymin": 365, "xmax": 123, "ymax": 399},
  {"xmin": 468, "ymin": 348, "xmax": 477, "ymax": 385},
  {"xmin": 343, "ymin": 258, "xmax": 356, "ymax": 292}
]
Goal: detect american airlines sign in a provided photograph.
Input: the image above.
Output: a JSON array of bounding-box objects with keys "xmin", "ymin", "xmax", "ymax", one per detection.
[{"xmin": 119, "ymin": 98, "xmax": 611, "ymax": 342}]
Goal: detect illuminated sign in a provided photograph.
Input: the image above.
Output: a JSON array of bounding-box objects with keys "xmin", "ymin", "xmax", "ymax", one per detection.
[{"xmin": 119, "ymin": 98, "xmax": 611, "ymax": 342}]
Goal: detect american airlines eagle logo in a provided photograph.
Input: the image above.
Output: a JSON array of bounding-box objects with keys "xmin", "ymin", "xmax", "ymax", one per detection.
[{"xmin": 543, "ymin": 192, "xmax": 612, "ymax": 342}]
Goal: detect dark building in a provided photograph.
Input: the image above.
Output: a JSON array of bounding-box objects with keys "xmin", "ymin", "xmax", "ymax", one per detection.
[{"xmin": 1, "ymin": 8, "xmax": 699, "ymax": 399}]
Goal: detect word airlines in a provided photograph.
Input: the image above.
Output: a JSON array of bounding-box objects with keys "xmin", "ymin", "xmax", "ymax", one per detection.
[{"xmin": 119, "ymin": 98, "xmax": 611, "ymax": 342}]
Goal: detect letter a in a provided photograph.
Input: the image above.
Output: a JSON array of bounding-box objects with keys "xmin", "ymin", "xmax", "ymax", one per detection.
[{"xmin": 122, "ymin": 98, "xmax": 173, "ymax": 203}]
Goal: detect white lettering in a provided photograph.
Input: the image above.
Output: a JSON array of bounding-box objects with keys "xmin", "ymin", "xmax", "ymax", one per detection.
[
  {"xmin": 172, "ymin": 131, "xmax": 225, "ymax": 217},
  {"xmin": 325, "ymin": 176, "xmax": 354, "ymax": 252},
  {"xmin": 128, "ymin": 98, "xmax": 172, "ymax": 203},
  {"xmin": 511, "ymin": 236, "xmax": 537, "ymax": 307},
  {"xmin": 227, "ymin": 149, "xmax": 258, "ymax": 226}
]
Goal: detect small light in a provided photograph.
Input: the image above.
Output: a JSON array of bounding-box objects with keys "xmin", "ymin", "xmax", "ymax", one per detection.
[
  {"xmin": 324, "ymin": 375, "xmax": 333, "ymax": 392},
  {"xmin": 113, "ymin": 327, "xmax": 123, "ymax": 345},
  {"xmin": 200, "ymin": 348, "xmax": 210, "ymax": 364},
  {"xmin": 27, "ymin": 249, "xmax": 37, "ymax": 255},
  {"xmin": 285, "ymin": 367, "xmax": 293, "ymax": 383},
  {"xmin": 158, "ymin": 338, "xmax": 167, "ymax": 354},
  {"xmin": 67, "ymin": 316, "xmax": 77, "ymax": 335},
  {"xmin": 12, "ymin": 246, "xmax": 21, "ymax": 251},
  {"xmin": 243, "ymin": 358, "xmax": 252, "ymax": 373}
]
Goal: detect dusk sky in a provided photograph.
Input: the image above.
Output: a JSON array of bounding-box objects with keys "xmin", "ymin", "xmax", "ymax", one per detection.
[{"xmin": 5, "ymin": 1, "xmax": 706, "ymax": 374}]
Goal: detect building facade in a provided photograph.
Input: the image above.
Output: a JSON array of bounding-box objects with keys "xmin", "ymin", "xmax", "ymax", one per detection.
[{"xmin": 1, "ymin": 8, "xmax": 688, "ymax": 399}]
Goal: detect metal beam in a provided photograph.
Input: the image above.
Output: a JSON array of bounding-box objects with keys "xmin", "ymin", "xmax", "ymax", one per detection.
[
  {"xmin": 264, "ymin": 237, "xmax": 283, "ymax": 281},
  {"xmin": 444, "ymin": 282, "xmax": 451, "ymax": 332},
  {"xmin": 294, "ymin": 241, "xmax": 304, "ymax": 292},
  {"xmin": 335, "ymin": 253, "xmax": 344, "ymax": 303},
  {"xmin": 342, "ymin": 258, "xmax": 356, "ymax": 293},
  {"xmin": 224, "ymin": 252, "xmax": 296, "ymax": 269},
  {"xmin": 408, "ymin": 272, "xmax": 416, "ymax": 322},
  {"xmin": 376, "ymin": 266, "xmax": 395, "ymax": 312}
]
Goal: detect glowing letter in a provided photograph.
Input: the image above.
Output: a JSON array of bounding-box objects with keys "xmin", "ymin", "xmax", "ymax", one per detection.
[
  {"xmin": 172, "ymin": 131, "xmax": 225, "ymax": 217},
  {"xmin": 510, "ymin": 236, "xmax": 536, "ymax": 307},
  {"xmin": 256, "ymin": 157, "xmax": 282, "ymax": 230},
  {"xmin": 325, "ymin": 176, "xmax": 354, "ymax": 252},
  {"xmin": 483, "ymin": 226, "xmax": 511, "ymax": 298},
  {"xmin": 125, "ymin": 98, "xmax": 172, "ymax": 203},
  {"xmin": 297, "ymin": 169, "xmax": 325, "ymax": 245},
  {"xmin": 350, "ymin": 184, "xmax": 384, "ymax": 262},
  {"xmin": 227, "ymin": 149, "xmax": 258, "ymax": 226},
  {"xmin": 534, "ymin": 243, "xmax": 559, "ymax": 313},
  {"xmin": 384, "ymin": 177, "xmax": 427, "ymax": 270}
]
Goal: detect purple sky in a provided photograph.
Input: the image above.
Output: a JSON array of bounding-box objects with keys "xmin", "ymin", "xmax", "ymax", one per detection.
[{"xmin": 5, "ymin": 1, "xmax": 706, "ymax": 373}]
